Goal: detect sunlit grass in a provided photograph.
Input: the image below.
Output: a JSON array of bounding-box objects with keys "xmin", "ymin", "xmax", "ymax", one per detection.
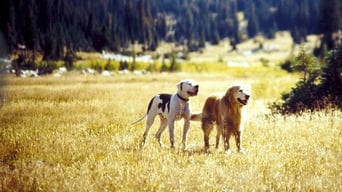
[{"xmin": 0, "ymin": 71, "xmax": 341, "ymax": 191}]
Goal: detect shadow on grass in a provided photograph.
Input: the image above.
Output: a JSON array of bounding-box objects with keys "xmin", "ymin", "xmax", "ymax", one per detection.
[{"xmin": 120, "ymin": 138, "xmax": 218, "ymax": 157}]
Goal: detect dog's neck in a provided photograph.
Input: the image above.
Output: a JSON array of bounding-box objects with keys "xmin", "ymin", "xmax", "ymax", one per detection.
[
  {"xmin": 177, "ymin": 93, "xmax": 189, "ymax": 102},
  {"xmin": 223, "ymin": 95, "xmax": 243, "ymax": 113}
]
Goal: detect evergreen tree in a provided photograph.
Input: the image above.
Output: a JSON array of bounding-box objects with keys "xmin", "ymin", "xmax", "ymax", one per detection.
[
  {"xmin": 0, "ymin": 0, "xmax": 331, "ymax": 61},
  {"xmin": 231, "ymin": 0, "xmax": 240, "ymax": 44},
  {"xmin": 297, "ymin": 0, "xmax": 310, "ymax": 42},
  {"xmin": 246, "ymin": 1, "xmax": 259, "ymax": 38},
  {"xmin": 321, "ymin": 45, "xmax": 342, "ymax": 98},
  {"xmin": 137, "ymin": 0, "xmax": 154, "ymax": 49},
  {"xmin": 6, "ymin": 1, "xmax": 17, "ymax": 51},
  {"xmin": 124, "ymin": 0, "xmax": 136, "ymax": 41},
  {"xmin": 319, "ymin": 0, "xmax": 342, "ymax": 51}
]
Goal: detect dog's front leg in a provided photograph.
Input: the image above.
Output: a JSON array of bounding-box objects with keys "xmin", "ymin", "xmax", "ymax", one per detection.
[
  {"xmin": 223, "ymin": 131, "xmax": 232, "ymax": 155},
  {"xmin": 182, "ymin": 118, "xmax": 190, "ymax": 150},
  {"xmin": 181, "ymin": 108, "xmax": 191, "ymax": 150},
  {"xmin": 235, "ymin": 131, "xmax": 245, "ymax": 154},
  {"xmin": 221, "ymin": 118, "xmax": 232, "ymax": 155}
]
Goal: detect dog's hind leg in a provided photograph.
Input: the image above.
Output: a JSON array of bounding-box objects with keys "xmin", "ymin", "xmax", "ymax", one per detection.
[
  {"xmin": 155, "ymin": 116, "xmax": 167, "ymax": 148},
  {"xmin": 215, "ymin": 125, "xmax": 222, "ymax": 149},
  {"xmin": 140, "ymin": 113, "xmax": 156, "ymax": 148},
  {"xmin": 202, "ymin": 119, "xmax": 213, "ymax": 151}
]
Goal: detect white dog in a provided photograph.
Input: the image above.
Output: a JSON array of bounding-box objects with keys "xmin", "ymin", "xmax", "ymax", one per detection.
[{"xmin": 132, "ymin": 79, "xmax": 199, "ymax": 149}]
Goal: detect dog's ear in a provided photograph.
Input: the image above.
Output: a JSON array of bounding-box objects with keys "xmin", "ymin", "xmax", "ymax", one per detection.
[
  {"xmin": 224, "ymin": 86, "xmax": 239, "ymax": 102},
  {"xmin": 222, "ymin": 87, "xmax": 232, "ymax": 104},
  {"xmin": 226, "ymin": 86, "xmax": 235, "ymax": 97},
  {"xmin": 177, "ymin": 82, "xmax": 183, "ymax": 91}
]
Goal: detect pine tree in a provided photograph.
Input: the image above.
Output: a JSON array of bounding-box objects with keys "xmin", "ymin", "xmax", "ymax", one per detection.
[
  {"xmin": 6, "ymin": 1, "xmax": 17, "ymax": 51},
  {"xmin": 322, "ymin": 45, "xmax": 342, "ymax": 97},
  {"xmin": 23, "ymin": 0, "xmax": 38, "ymax": 50},
  {"xmin": 124, "ymin": 0, "xmax": 136, "ymax": 41},
  {"xmin": 293, "ymin": 45, "xmax": 319, "ymax": 83},
  {"xmin": 319, "ymin": 0, "xmax": 341, "ymax": 51},
  {"xmin": 246, "ymin": 1, "xmax": 259, "ymax": 38}
]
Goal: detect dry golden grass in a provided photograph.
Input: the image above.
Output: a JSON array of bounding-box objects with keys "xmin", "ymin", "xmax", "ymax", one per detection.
[{"xmin": 0, "ymin": 71, "xmax": 341, "ymax": 191}]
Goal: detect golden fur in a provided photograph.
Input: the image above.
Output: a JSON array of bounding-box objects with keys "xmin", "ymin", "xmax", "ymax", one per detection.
[{"xmin": 192, "ymin": 85, "xmax": 251, "ymax": 153}]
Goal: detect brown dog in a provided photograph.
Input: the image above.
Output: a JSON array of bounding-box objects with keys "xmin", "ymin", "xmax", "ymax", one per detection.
[{"xmin": 191, "ymin": 84, "xmax": 251, "ymax": 154}]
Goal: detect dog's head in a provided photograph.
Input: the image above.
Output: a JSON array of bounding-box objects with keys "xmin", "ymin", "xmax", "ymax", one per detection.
[
  {"xmin": 226, "ymin": 84, "xmax": 251, "ymax": 106},
  {"xmin": 177, "ymin": 79, "xmax": 199, "ymax": 100}
]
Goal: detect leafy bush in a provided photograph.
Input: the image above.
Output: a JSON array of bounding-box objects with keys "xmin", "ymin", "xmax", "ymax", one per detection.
[
  {"xmin": 11, "ymin": 51, "xmax": 37, "ymax": 76},
  {"xmin": 168, "ymin": 51, "xmax": 181, "ymax": 72},
  {"xmin": 320, "ymin": 45, "xmax": 342, "ymax": 106},
  {"xmin": 119, "ymin": 61, "xmax": 129, "ymax": 70},
  {"xmin": 91, "ymin": 61, "xmax": 104, "ymax": 72},
  {"xmin": 104, "ymin": 59, "xmax": 118, "ymax": 71},
  {"xmin": 280, "ymin": 58, "xmax": 296, "ymax": 73},
  {"xmin": 37, "ymin": 61, "xmax": 58, "ymax": 75},
  {"xmin": 271, "ymin": 45, "xmax": 342, "ymax": 114},
  {"xmin": 64, "ymin": 48, "xmax": 76, "ymax": 70}
]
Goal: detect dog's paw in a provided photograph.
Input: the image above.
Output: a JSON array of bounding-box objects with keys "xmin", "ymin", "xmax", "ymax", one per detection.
[
  {"xmin": 139, "ymin": 140, "xmax": 146, "ymax": 149},
  {"xmin": 182, "ymin": 142, "xmax": 188, "ymax": 151},
  {"xmin": 225, "ymin": 149, "xmax": 232, "ymax": 155},
  {"xmin": 203, "ymin": 147, "xmax": 212, "ymax": 154},
  {"xmin": 238, "ymin": 148, "xmax": 246, "ymax": 154},
  {"xmin": 158, "ymin": 141, "xmax": 165, "ymax": 148}
]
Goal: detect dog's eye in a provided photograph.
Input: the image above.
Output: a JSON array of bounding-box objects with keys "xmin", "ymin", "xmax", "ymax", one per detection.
[{"xmin": 239, "ymin": 90, "xmax": 243, "ymax": 92}]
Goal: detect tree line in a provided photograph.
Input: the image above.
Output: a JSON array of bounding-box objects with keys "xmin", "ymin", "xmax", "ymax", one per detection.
[{"xmin": 0, "ymin": 0, "xmax": 341, "ymax": 60}]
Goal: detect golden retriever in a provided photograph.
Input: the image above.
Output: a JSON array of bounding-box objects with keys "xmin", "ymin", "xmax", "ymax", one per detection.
[{"xmin": 191, "ymin": 84, "xmax": 251, "ymax": 154}]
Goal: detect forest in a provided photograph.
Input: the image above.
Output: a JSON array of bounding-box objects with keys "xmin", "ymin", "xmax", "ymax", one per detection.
[{"xmin": 0, "ymin": 0, "xmax": 341, "ymax": 60}]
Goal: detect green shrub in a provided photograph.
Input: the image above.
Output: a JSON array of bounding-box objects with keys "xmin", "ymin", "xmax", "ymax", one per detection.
[
  {"xmin": 320, "ymin": 45, "xmax": 342, "ymax": 107},
  {"xmin": 119, "ymin": 61, "xmax": 129, "ymax": 70},
  {"xmin": 270, "ymin": 45, "xmax": 342, "ymax": 114},
  {"xmin": 169, "ymin": 51, "xmax": 181, "ymax": 72},
  {"xmin": 280, "ymin": 58, "xmax": 295, "ymax": 73},
  {"xmin": 160, "ymin": 59, "xmax": 168, "ymax": 72},
  {"xmin": 64, "ymin": 48, "xmax": 75, "ymax": 70},
  {"xmin": 145, "ymin": 62, "xmax": 159, "ymax": 72},
  {"xmin": 91, "ymin": 61, "xmax": 104, "ymax": 72},
  {"xmin": 104, "ymin": 59, "xmax": 119, "ymax": 71},
  {"xmin": 37, "ymin": 61, "xmax": 59, "ymax": 75}
]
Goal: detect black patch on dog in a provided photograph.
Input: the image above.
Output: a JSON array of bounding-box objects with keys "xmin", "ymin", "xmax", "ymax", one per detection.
[
  {"xmin": 147, "ymin": 97, "xmax": 154, "ymax": 113},
  {"xmin": 157, "ymin": 94, "xmax": 171, "ymax": 113}
]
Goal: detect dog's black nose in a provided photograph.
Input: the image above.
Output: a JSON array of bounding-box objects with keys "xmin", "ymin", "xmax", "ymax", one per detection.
[{"xmin": 246, "ymin": 95, "xmax": 250, "ymax": 100}]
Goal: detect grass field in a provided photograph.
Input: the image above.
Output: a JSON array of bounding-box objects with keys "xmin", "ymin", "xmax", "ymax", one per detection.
[{"xmin": 0, "ymin": 69, "xmax": 341, "ymax": 191}]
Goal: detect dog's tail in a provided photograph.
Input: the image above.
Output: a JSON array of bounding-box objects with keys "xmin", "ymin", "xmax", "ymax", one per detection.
[
  {"xmin": 131, "ymin": 113, "xmax": 147, "ymax": 125},
  {"xmin": 190, "ymin": 112, "xmax": 202, "ymax": 121}
]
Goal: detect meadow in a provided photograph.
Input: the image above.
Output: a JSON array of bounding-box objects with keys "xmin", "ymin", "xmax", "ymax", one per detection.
[{"xmin": 0, "ymin": 68, "xmax": 341, "ymax": 191}]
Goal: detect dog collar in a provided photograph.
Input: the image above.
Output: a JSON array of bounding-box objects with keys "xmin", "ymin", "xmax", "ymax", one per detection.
[{"xmin": 177, "ymin": 93, "xmax": 189, "ymax": 102}]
